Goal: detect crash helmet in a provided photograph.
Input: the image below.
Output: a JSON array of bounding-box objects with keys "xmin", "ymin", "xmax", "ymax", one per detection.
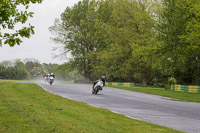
[{"xmin": 101, "ymin": 75, "xmax": 106, "ymax": 79}]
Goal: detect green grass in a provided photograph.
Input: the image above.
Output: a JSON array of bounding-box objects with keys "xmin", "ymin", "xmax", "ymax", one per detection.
[
  {"xmin": 0, "ymin": 82, "xmax": 182, "ymax": 133},
  {"xmin": 0, "ymin": 79, "xmax": 35, "ymax": 82},
  {"xmin": 110, "ymin": 86, "xmax": 200, "ymax": 103}
]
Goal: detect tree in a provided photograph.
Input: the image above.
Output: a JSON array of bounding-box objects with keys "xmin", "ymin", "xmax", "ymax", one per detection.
[
  {"xmin": 0, "ymin": 0, "xmax": 42, "ymax": 47},
  {"xmin": 0, "ymin": 64, "xmax": 6, "ymax": 78},
  {"xmin": 0, "ymin": 60, "xmax": 30, "ymax": 80},
  {"xmin": 15, "ymin": 60, "xmax": 30, "ymax": 79},
  {"xmin": 160, "ymin": 0, "xmax": 200, "ymax": 84},
  {"xmin": 49, "ymin": 0, "xmax": 98, "ymax": 80},
  {"xmin": 90, "ymin": 0, "xmax": 161, "ymax": 85},
  {"xmin": 53, "ymin": 62, "xmax": 82, "ymax": 80},
  {"xmin": 24, "ymin": 59, "xmax": 44, "ymax": 78},
  {"xmin": 42, "ymin": 63, "xmax": 59, "ymax": 75},
  {"xmin": 50, "ymin": 0, "xmax": 161, "ymax": 85}
]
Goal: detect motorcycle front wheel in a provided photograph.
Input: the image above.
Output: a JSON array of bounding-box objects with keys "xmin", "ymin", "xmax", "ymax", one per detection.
[
  {"xmin": 92, "ymin": 89, "xmax": 95, "ymax": 94},
  {"xmin": 95, "ymin": 89, "xmax": 99, "ymax": 94}
]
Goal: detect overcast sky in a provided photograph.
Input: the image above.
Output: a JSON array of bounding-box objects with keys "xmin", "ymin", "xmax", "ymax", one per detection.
[{"xmin": 0, "ymin": 0, "xmax": 80, "ymax": 64}]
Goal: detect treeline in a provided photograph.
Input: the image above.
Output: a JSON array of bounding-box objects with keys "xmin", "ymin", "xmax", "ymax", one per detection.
[
  {"xmin": 0, "ymin": 59, "xmax": 79, "ymax": 80},
  {"xmin": 49, "ymin": 0, "xmax": 200, "ymax": 86}
]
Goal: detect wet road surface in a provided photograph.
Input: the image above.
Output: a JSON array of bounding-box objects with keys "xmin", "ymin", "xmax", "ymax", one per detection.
[{"xmin": 37, "ymin": 82, "xmax": 200, "ymax": 133}]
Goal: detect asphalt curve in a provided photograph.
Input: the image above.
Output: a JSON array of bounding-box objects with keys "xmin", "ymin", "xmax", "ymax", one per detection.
[{"xmin": 37, "ymin": 82, "xmax": 200, "ymax": 133}]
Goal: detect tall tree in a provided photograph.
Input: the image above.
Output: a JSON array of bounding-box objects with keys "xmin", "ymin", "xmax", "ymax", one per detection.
[
  {"xmin": 90, "ymin": 0, "xmax": 160, "ymax": 85},
  {"xmin": 0, "ymin": 0, "xmax": 42, "ymax": 46},
  {"xmin": 15, "ymin": 60, "xmax": 30, "ymax": 79},
  {"xmin": 160, "ymin": 0, "xmax": 200, "ymax": 84},
  {"xmin": 49, "ymin": 0, "xmax": 98, "ymax": 80},
  {"xmin": 50, "ymin": 0, "xmax": 161, "ymax": 85},
  {"xmin": 24, "ymin": 59, "xmax": 43, "ymax": 78}
]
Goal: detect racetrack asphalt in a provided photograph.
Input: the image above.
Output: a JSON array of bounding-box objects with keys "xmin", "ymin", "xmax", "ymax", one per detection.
[{"xmin": 37, "ymin": 82, "xmax": 200, "ymax": 133}]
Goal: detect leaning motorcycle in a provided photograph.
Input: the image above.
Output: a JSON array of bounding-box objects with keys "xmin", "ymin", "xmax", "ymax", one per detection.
[
  {"xmin": 92, "ymin": 80, "xmax": 103, "ymax": 94},
  {"xmin": 49, "ymin": 76, "xmax": 54, "ymax": 85}
]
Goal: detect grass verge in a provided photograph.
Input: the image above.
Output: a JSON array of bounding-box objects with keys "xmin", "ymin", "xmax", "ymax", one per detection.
[
  {"xmin": 0, "ymin": 82, "xmax": 182, "ymax": 133},
  {"xmin": 109, "ymin": 86, "xmax": 200, "ymax": 103}
]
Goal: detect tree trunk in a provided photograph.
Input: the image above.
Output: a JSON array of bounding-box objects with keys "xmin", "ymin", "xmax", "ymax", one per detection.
[
  {"xmin": 142, "ymin": 79, "xmax": 147, "ymax": 86},
  {"xmin": 141, "ymin": 72, "xmax": 153, "ymax": 86}
]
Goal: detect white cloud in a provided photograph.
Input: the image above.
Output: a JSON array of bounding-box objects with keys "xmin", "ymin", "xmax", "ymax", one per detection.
[{"xmin": 0, "ymin": 0, "xmax": 80, "ymax": 64}]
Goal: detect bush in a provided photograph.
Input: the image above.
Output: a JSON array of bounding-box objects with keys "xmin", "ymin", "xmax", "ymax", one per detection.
[{"xmin": 168, "ymin": 78, "xmax": 177, "ymax": 85}]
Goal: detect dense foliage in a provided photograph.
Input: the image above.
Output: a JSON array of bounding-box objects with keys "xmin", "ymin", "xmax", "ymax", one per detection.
[
  {"xmin": 0, "ymin": 59, "xmax": 80, "ymax": 80},
  {"xmin": 0, "ymin": 59, "xmax": 42, "ymax": 79},
  {"xmin": 160, "ymin": 0, "xmax": 200, "ymax": 85},
  {"xmin": 0, "ymin": 0, "xmax": 42, "ymax": 46},
  {"xmin": 1, "ymin": 0, "xmax": 200, "ymax": 86},
  {"xmin": 49, "ymin": 0, "xmax": 200, "ymax": 86},
  {"xmin": 49, "ymin": 0, "xmax": 160, "ymax": 85}
]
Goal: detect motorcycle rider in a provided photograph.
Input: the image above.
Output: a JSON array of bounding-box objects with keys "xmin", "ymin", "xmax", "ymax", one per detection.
[
  {"xmin": 49, "ymin": 73, "xmax": 55, "ymax": 85},
  {"xmin": 47, "ymin": 74, "xmax": 50, "ymax": 82},
  {"xmin": 50, "ymin": 73, "xmax": 55, "ymax": 78},
  {"xmin": 43, "ymin": 74, "xmax": 47, "ymax": 82},
  {"xmin": 92, "ymin": 75, "xmax": 106, "ymax": 90}
]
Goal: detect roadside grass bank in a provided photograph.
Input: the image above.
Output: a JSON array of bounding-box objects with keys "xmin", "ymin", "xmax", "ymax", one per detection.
[
  {"xmin": 110, "ymin": 86, "xmax": 200, "ymax": 103},
  {"xmin": 0, "ymin": 79, "xmax": 22, "ymax": 82},
  {"xmin": 0, "ymin": 82, "xmax": 182, "ymax": 133},
  {"xmin": 0, "ymin": 79, "xmax": 39, "ymax": 83}
]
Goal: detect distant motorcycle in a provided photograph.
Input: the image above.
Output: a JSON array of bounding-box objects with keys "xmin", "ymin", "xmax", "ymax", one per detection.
[
  {"xmin": 92, "ymin": 80, "xmax": 103, "ymax": 94},
  {"xmin": 49, "ymin": 76, "xmax": 54, "ymax": 85}
]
